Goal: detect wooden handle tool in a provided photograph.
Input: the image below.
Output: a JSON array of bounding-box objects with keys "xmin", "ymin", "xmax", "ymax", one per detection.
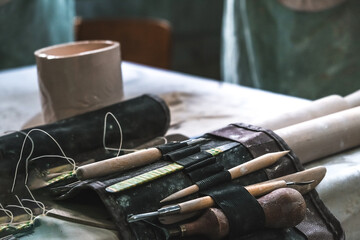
[
  {"xmin": 169, "ymin": 188, "xmax": 306, "ymax": 240},
  {"xmin": 246, "ymin": 166, "xmax": 326, "ymax": 195},
  {"xmin": 105, "ymin": 142, "xmax": 239, "ymax": 193},
  {"xmin": 76, "ymin": 138, "xmax": 207, "ymax": 180},
  {"xmin": 127, "ymin": 179, "xmax": 311, "ymax": 223},
  {"xmin": 158, "ymin": 166, "xmax": 324, "ymax": 225},
  {"xmin": 76, "ymin": 148, "xmax": 162, "ymax": 180},
  {"xmin": 161, "ymin": 150, "xmax": 289, "ymax": 203}
]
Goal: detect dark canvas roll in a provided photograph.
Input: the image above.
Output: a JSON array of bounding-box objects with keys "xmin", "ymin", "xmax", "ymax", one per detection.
[{"xmin": 0, "ymin": 94, "xmax": 170, "ymax": 201}]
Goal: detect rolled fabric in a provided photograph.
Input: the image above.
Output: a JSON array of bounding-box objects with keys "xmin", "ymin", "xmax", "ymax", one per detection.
[{"xmin": 0, "ymin": 94, "xmax": 170, "ymax": 201}]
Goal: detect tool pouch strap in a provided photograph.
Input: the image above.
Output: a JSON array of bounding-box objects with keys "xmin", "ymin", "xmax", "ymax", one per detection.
[
  {"xmin": 196, "ymin": 170, "xmax": 231, "ymax": 191},
  {"xmin": 207, "ymin": 123, "xmax": 344, "ymax": 240},
  {"xmin": 51, "ymin": 123, "xmax": 344, "ymax": 240},
  {"xmin": 202, "ymin": 183, "xmax": 265, "ymax": 238}
]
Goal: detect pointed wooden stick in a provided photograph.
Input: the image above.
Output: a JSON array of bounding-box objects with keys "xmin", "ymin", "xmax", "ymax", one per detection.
[{"xmin": 161, "ymin": 150, "xmax": 289, "ymax": 203}]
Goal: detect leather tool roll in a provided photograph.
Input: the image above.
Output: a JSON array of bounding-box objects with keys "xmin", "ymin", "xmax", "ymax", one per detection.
[
  {"xmin": 50, "ymin": 123, "xmax": 344, "ymax": 240},
  {"xmin": 0, "ymin": 94, "xmax": 170, "ymax": 200}
]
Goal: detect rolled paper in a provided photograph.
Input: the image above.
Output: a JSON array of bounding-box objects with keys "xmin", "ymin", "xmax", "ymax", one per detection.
[{"xmin": 275, "ymin": 107, "xmax": 360, "ymax": 163}]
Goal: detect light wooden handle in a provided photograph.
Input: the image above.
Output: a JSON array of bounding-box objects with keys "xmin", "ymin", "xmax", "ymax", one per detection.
[
  {"xmin": 161, "ymin": 151, "xmax": 288, "ymax": 203},
  {"xmin": 266, "ymin": 166, "xmax": 326, "ymax": 194},
  {"xmin": 179, "ymin": 196, "xmax": 215, "ymax": 214},
  {"xmin": 275, "ymin": 106, "xmax": 360, "ymax": 164},
  {"xmin": 178, "ymin": 180, "xmax": 293, "ymax": 215},
  {"xmin": 245, "ymin": 180, "xmax": 287, "ymax": 197},
  {"xmin": 228, "ymin": 151, "xmax": 288, "ymax": 179},
  {"xmin": 76, "ymin": 148, "xmax": 162, "ymax": 180}
]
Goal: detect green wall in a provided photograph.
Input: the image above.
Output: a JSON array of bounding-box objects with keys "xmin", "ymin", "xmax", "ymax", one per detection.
[{"xmin": 75, "ymin": 0, "xmax": 224, "ymax": 79}]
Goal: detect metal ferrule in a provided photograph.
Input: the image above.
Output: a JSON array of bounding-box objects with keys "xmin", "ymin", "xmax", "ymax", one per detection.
[
  {"xmin": 127, "ymin": 212, "xmax": 159, "ymax": 222},
  {"xmin": 186, "ymin": 137, "xmax": 208, "ymax": 145},
  {"xmin": 127, "ymin": 205, "xmax": 181, "ymax": 223},
  {"xmin": 158, "ymin": 205, "xmax": 181, "ymax": 216}
]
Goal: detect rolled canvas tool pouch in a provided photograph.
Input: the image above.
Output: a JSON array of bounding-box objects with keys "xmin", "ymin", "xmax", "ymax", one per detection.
[
  {"xmin": 0, "ymin": 94, "xmax": 170, "ymax": 200},
  {"xmin": 51, "ymin": 123, "xmax": 344, "ymax": 240}
]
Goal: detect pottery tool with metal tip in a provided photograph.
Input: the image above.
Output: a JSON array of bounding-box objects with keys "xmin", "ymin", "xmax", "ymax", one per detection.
[
  {"xmin": 161, "ymin": 150, "xmax": 289, "ymax": 203},
  {"xmin": 159, "ymin": 166, "xmax": 325, "ymax": 225},
  {"xmin": 106, "ymin": 142, "xmax": 239, "ymax": 193},
  {"xmin": 250, "ymin": 166, "xmax": 327, "ymax": 195},
  {"xmin": 76, "ymin": 137, "xmax": 208, "ymax": 180},
  {"xmin": 127, "ymin": 179, "xmax": 312, "ymax": 223}
]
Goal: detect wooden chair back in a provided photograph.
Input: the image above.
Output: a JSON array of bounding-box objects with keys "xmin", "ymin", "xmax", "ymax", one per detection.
[{"xmin": 75, "ymin": 18, "xmax": 172, "ymax": 69}]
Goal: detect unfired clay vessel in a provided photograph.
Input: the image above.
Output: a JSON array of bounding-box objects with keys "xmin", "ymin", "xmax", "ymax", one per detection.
[{"xmin": 35, "ymin": 40, "xmax": 123, "ymax": 123}]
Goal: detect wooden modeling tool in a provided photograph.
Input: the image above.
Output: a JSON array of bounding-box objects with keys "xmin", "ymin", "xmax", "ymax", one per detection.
[
  {"xmin": 76, "ymin": 138, "xmax": 207, "ymax": 180},
  {"xmin": 127, "ymin": 180, "xmax": 312, "ymax": 223},
  {"xmin": 255, "ymin": 166, "xmax": 327, "ymax": 194},
  {"xmin": 168, "ymin": 188, "xmax": 306, "ymax": 240},
  {"xmin": 161, "ymin": 150, "xmax": 289, "ymax": 203},
  {"xmin": 105, "ymin": 142, "xmax": 239, "ymax": 193},
  {"xmin": 159, "ymin": 166, "xmax": 325, "ymax": 225}
]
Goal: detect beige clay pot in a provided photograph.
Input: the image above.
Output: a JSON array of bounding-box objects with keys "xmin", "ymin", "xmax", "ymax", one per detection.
[{"xmin": 35, "ymin": 40, "xmax": 123, "ymax": 123}]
